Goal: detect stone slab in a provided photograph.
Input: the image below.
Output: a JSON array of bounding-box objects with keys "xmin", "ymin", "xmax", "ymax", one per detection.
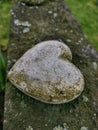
[{"xmin": 3, "ymin": 0, "xmax": 98, "ymax": 129}]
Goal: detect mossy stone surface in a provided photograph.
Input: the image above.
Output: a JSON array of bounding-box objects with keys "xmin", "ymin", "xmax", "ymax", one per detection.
[
  {"xmin": 4, "ymin": 0, "xmax": 98, "ymax": 129},
  {"xmin": 19, "ymin": 0, "xmax": 46, "ymax": 5}
]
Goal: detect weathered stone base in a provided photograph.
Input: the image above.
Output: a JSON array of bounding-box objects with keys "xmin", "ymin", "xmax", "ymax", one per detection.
[{"xmin": 3, "ymin": 0, "xmax": 98, "ymax": 129}]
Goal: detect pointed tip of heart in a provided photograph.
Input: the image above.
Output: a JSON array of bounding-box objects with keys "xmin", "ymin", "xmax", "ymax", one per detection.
[{"xmin": 8, "ymin": 40, "xmax": 84, "ymax": 104}]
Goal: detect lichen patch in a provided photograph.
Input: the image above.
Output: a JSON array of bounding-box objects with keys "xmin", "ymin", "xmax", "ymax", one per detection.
[{"xmin": 14, "ymin": 19, "xmax": 31, "ymax": 27}]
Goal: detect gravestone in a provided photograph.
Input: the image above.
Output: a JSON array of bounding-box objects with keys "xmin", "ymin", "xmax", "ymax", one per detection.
[{"xmin": 3, "ymin": 0, "xmax": 98, "ymax": 129}]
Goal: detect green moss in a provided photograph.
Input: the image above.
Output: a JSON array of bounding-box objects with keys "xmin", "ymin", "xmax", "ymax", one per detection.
[
  {"xmin": 0, "ymin": 49, "xmax": 7, "ymax": 91},
  {"xmin": 0, "ymin": 0, "xmax": 11, "ymax": 49},
  {"xmin": 66, "ymin": 0, "xmax": 98, "ymax": 49}
]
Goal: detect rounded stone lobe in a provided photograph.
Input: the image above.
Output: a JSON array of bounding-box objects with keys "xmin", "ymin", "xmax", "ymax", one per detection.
[{"xmin": 8, "ymin": 40, "xmax": 84, "ymax": 104}]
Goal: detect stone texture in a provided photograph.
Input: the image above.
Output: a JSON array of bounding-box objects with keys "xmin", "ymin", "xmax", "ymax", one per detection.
[
  {"xmin": 8, "ymin": 40, "xmax": 84, "ymax": 104},
  {"xmin": 3, "ymin": 0, "xmax": 98, "ymax": 130},
  {"xmin": 19, "ymin": 0, "xmax": 46, "ymax": 5}
]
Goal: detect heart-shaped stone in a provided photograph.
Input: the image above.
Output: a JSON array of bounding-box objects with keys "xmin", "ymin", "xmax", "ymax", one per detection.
[{"xmin": 8, "ymin": 40, "xmax": 84, "ymax": 104}]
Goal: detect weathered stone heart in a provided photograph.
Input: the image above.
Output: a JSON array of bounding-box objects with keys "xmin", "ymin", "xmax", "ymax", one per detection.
[{"xmin": 8, "ymin": 40, "xmax": 84, "ymax": 104}]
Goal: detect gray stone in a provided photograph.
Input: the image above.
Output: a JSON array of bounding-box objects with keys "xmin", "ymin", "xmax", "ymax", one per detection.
[
  {"xmin": 8, "ymin": 40, "xmax": 84, "ymax": 104},
  {"xmin": 80, "ymin": 126, "xmax": 88, "ymax": 130},
  {"xmin": 3, "ymin": 0, "xmax": 98, "ymax": 129},
  {"xmin": 19, "ymin": 0, "xmax": 46, "ymax": 5}
]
